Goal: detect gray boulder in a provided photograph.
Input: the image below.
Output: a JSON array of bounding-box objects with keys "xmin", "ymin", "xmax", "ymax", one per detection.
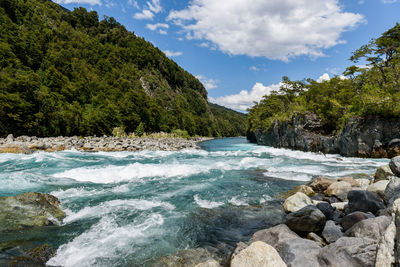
[
  {"xmin": 153, "ymin": 248, "xmax": 219, "ymax": 267},
  {"xmin": 279, "ymin": 238, "xmax": 322, "ymax": 267},
  {"xmin": 340, "ymin": 212, "xmax": 371, "ymax": 232},
  {"xmin": 316, "ymin": 202, "xmax": 335, "ymax": 220},
  {"xmin": 322, "ymin": 220, "xmax": 343, "ymax": 244},
  {"xmin": 285, "ymin": 205, "xmax": 326, "ymax": 235},
  {"xmin": 318, "ymin": 237, "xmax": 377, "ymax": 267},
  {"xmin": 345, "ymin": 216, "xmax": 391, "ymax": 240},
  {"xmin": 383, "ymin": 176, "xmax": 400, "ymax": 205},
  {"xmin": 230, "ymin": 241, "xmax": 286, "ymax": 267},
  {"xmin": 251, "ymin": 224, "xmax": 299, "ymax": 246},
  {"xmin": 347, "ymin": 190, "xmax": 385, "ymax": 214},
  {"xmin": 389, "ymin": 156, "xmax": 400, "ymax": 177}
]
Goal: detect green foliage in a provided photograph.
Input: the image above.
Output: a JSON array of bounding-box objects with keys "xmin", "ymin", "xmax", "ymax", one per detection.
[
  {"xmin": 171, "ymin": 129, "xmax": 190, "ymax": 139},
  {"xmin": 135, "ymin": 122, "xmax": 145, "ymax": 137},
  {"xmin": 0, "ymin": 0, "xmax": 246, "ymax": 137},
  {"xmin": 248, "ymin": 22, "xmax": 400, "ymax": 135},
  {"xmin": 112, "ymin": 126, "xmax": 127, "ymax": 137}
]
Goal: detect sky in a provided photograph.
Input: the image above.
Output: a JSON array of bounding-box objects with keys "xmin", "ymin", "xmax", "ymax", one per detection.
[{"xmin": 54, "ymin": 0, "xmax": 400, "ymax": 112}]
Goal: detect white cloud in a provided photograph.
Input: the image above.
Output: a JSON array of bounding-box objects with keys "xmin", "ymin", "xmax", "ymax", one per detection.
[
  {"xmin": 381, "ymin": 0, "xmax": 398, "ymax": 3},
  {"xmin": 54, "ymin": 0, "xmax": 101, "ymax": 5},
  {"xmin": 168, "ymin": 0, "xmax": 364, "ymax": 61},
  {"xmin": 210, "ymin": 82, "xmax": 281, "ymax": 111},
  {"xmin": 146, "ymin": 23, "xmax": 169, "ymax": 31},
  {"xmin": 164, "ymin": 50, "xmax": 183, "ymax": 57},
  {"xmin": 250, "ymin": 66, "xmax": 259, "ymax": 71},
  {"xmin": 317, "ymin": 73, "xmax": 331, "ymax": 82},
  {"xmin": 133, "ymin": 9, "xmax": 154, "ymax": 20},
  {"xmin": 196, "ymin": 75, "xmax": 218, "ymax": 90},
  {"xmin": 133, "ymin": 0, "xmax": 162, "ymax": 20},
  {"xmin": 159, "ymin": 30, "xmax": 167, "ymax": 35}
]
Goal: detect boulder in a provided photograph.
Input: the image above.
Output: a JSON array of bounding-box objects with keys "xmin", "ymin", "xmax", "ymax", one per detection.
[
  {"xmin": 357, "ymin": 178, "xmax": 371, "ymax": 190},
  {"xmin": 308, "ymin": 177, "xmax": 336, "ymax": 193},
  {"xmin": 374, "ymin": 165, "xmax": 394, "ymax": 182},
  {"xmin": 316, "ymin": 202, "xmax": 335, "ymax": 220},
  {"xmin": 0, "ymin": 192, "xmax": 65, "ymax": 232},
  {"xmin": 154, "ymin": 248, "xmax": 219, "ymax": 267},
  {"xmin": 375, "ymin": 219, "xmax": 396, "ymax": 267},
  {"xmin": 283, "ymin": 192, "xmax": 313, "ymax": 213},
  {"xmin": 307, "ymin": 232, "xmax": 326, "ymax": 247},
  {"xmin": 228, "ymin": 242, "xmax": 248, "ymax": 262},
  {"xmin": 331, "ymin": 202, "xmax": 348, "ymax": 211},
  {"xmin": 324, "ymin": 181, "xmax": 352, "ymax": 201},
  {"xmin": 318, "ymin": 237, "xmax": 377, "ymax": 267},
  {"xmin": 383, "ymin": 176, "xmax": 400, "ymax": 205},
  {"xmin": 194, "ymin": 260, "xmax": 221, "ymax": 267},
  {"xmin": 389, "ymin": 156, "xmax": 400, "ymax": 177},
  {"xmin": 345, "ymin": 216, "xmax": 391, "ymax": 240},
  {"xmin": 366, "ymin": 180, "xmax": 389, "ymax": 198},
  {"xmin": 322, "ymin": 220, "xmax": 343, "ymax": 244},
  {"xmin": 230, "ymin": 241, "xmax": 286, "ymax": 267},
  {"xmin": 338, "ymin": 176, "xmax": 360, "ymax": 187},
  {"xmin": 285, "ymin": 205, "xmax": 326, "ymax": 235},
  {"xmin": 347, "ymin": 190, "xmax": 385, "ymax": 214},
  {"xmin": 280, "ymin": 185, "xmax": 315, "ymax": 199},
  {"xmin": 340, "ymin": 211, "xmax": 371, "ymax": 232},
  {"xmin": 278, "ymin": 238, "xmax": 322, "ymax": 267},
  {"xmin": 251, "ymin": 224, "xmax": 299, "ymax": 246}
]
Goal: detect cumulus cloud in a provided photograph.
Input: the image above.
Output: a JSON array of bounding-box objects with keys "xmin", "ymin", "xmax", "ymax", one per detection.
[
  {"xmin": 381, "ymin": 0, "xmax": 398, "ymax": 3},
  {"xmin": 54, "ymin": 0, "xmax": 101, "ymax": 5},
  {"xmin": 210, "ymin": 82, "xmax": 281, "ymax": 111},
  {"xmin": 146, "ymin": 23, "xmax": 169, "ymax": 31},
  {"xmin": 133, "ymin": 0, "xmax": 162, "ymax": 20},
  {"xmin": 317, "ymin": 73, "xmax": 331, "ymax": 82},
  {"xmin": 196, "ymin": 75, "xmax": 218, "ymax": 90},
  {"xmin": 168, "ymin": 0, "xmax": 364, "ymax": 61},
  {"xmin": 164, "ymin": 50, "xmax": 183, "ymax": 57}
]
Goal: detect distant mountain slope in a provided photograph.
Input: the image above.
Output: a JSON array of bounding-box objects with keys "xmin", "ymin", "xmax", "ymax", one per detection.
[{"xmin": 0, "ymin": 0, "xmax": 246, "ymax": 137}]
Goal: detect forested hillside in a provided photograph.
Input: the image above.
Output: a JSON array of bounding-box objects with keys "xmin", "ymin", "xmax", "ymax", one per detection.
[
  {"xmin": 0, "ymin": 0, "xmax": 246, "ymax": 137},
  {"xmin": 247, "ymin": 23, "xmax": 400, "ymax": 136}
]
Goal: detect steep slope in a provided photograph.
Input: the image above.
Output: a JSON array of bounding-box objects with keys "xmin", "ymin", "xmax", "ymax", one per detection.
[{"xmin": 0, "ymin": 0, "xmax": 246, "ymax": 137}]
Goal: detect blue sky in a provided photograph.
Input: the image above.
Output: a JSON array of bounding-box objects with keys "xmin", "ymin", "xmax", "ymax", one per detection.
[{"xmin": 54, "ymin": 0, "xmax": 400, "ymax": 112}]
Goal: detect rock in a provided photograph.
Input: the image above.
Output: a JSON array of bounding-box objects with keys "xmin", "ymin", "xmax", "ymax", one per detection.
[
  {"xmin": 0, "ymin": 192, "xmax": 66, "ymax": 232},
  {"xmin": 374, "ymin": 165, "xmax": 394, "ymax": 182},
  {"xmin": 322, "ymin": 196, "xmax": 340, "ymax": 204},
  {"xmin": 366, "ymin": 180, "xmax": 389, "ymax": 198},
  {"xmin": 230, "ymin": 241, "xmax": 286, "ymax": 267},
  {"xmin": 316, "ymin": 202, "xmax": 335, "ymax": 220},
  {"xmin": 278, "ymin": 238, "xmax": 322, "ymax": 267},
  {"xmin": 0, "ymin": 244, "xmax": 56, "ymax": 266},
  {"xmin": 285, "ymin": 205, "xmax": 326, "ymax": 235},
  {"xmin": 229, "ymin": 242, "xmax": 248, "ymax": 263},
  {"xmin": 280, "ymin": 185, "xmax": 315, "ymax": 199},
  {"xmin": 307, "ymin": 232, "xmax": 326, "ymax": 246},
  {"xmin": 383, "ymin": 176, "xmax": 400, "ymax": 204},
  {"xmin": 154, "ymin": 248, "xmax": 219, "ymax": 267},
  {"xmin": 345, "ymin": 216, "xmax": 391, "ymax": 240},
  {"xmin": 331, "ymin": 202, "xmax": 348, "ymax": 211},
  {"xmin": 283, "ymin": 192, "xmax": 313, "ymax": 213},
  {"xmin": 251, "ymin": 224, "xmax": 299, "ymax": 246},
  {"xmin": 357, "ymin": 178, "xmax": 371, "ymax": 190},
  {"xmin": 6, "ymin": 134, "xmax": 14, "ymax": 141},
  {"xmin": 318, "ymin": 237, "xmax": 377, "ymax": 267},
  {"xmin": 194, "ymin": 260, "xmax": 221, "ymax": 267},
  {"xmin": 347, "ymin": 190, "xmax": 385, "ymax": 214},
  {"xmin": 340, "ymin": 211, "xmax": 371, "ymax": 232},
  {"xmin": 338, "ymin": 176, "xmax": 360, "ymax": 187},
  {"xmin": 308, "ymin": 177, "xmax": 336, "ymax": 193},
  {"xmin": 322, "ymin": 220, "xmax": 343, "ymax": 244},
  {"xmin": 375, "ymin": 219, "xmax": 396, "ymax": 267},
  {"xmin": 324, "ymin": 181, "xmax": 352, "ymax": 201},
  {"xmin": 389, "ymin": 156, "xmax": 400, "ymax": 177}
]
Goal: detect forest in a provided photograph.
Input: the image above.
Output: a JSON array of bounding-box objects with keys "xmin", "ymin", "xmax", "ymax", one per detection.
[
  {"xmin": 0, "ymin": 0, "xmax": 246, "ymax": 137},
  {"xmin": 247, "ymin": 23, "xmax": 400, "ymax": 136}
]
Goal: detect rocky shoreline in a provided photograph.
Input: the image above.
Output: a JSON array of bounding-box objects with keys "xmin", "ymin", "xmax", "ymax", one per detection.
[
  {"xmin": 249, "ymin": 113, "xmax": 400, "ymax": 158},
  {"xmin": 0, "ymin": 134, "xmax": 212, "ymax": 153}
]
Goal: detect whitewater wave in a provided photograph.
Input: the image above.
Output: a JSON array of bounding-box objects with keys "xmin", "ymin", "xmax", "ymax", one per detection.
[{"xmin": 194, "ymin": 194, "xmax": 224, "ymax": 209}]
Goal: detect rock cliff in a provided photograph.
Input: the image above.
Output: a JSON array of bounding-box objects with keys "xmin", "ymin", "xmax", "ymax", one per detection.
[{"xmin": 249, "ymin": 113, "xmax": 400, "ymax": 158}]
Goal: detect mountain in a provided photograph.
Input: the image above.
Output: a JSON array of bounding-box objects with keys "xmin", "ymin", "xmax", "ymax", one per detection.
[
  {"xmin": 0, "ymin": 0, "xmax": 246, "ymax": 137},
  {"xmin": 247, "ymin": 23, "xmax": 400, "ymax": 157}
]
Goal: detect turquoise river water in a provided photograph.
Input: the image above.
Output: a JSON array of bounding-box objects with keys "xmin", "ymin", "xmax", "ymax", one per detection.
[{"xmin": 0, "ymin": 137, "xmax": 388, "ymax": 266}]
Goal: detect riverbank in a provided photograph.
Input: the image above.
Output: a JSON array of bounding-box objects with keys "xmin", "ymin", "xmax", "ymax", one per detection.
[{"xmin": 0, "ymin": 134, "xmax": 212, "ymax": 153}]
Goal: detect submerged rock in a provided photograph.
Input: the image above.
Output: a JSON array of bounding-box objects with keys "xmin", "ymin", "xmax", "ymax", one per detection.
[
  {"xmin": 230, "ymin": 241, "xmax": 286, "ymax": 267},
  {"xmin": 0, "ymin": 244, "xmax": 56, "ymax": 267},
  {"xmin": 285, "ymin": 205, "xmax": 326, "ymax": 235},
  {"xmin": 154, "ymin": 248, "xmax": 219, "ymax": 267},
  {"xmin": 283, "ymin": 192, "xmax": 313, "ymax": 213},
  {"xmin": 0, "ymin": 192, "xmax": 65, "ymax": 232}
]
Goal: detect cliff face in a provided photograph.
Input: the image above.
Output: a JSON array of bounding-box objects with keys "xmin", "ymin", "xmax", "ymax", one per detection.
[{"xmin": 249, "ymin": 113, "xmax": 400, "ymax": 158}]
